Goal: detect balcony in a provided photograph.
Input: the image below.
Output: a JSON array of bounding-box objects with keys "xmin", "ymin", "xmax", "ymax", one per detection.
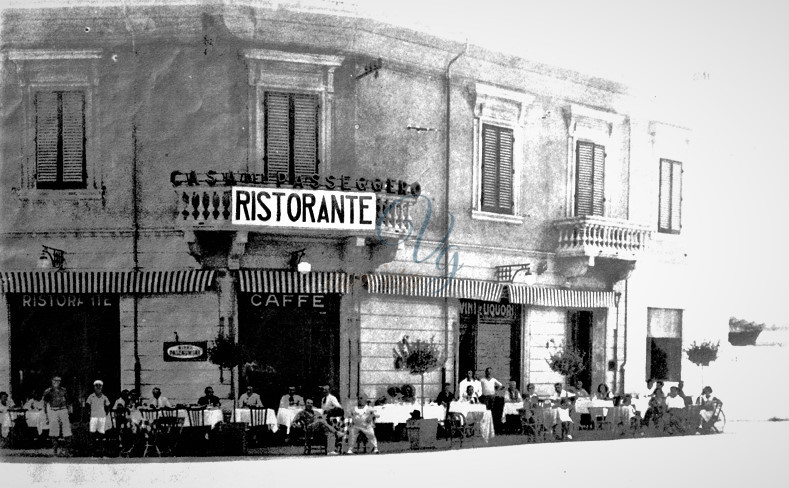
[
  {"xmin": 552, "ymin": 216, "xmax": 652, "ymax": 284},
  {"xmin": 175, "ymin": 186, "xmax": 414, "ymax": 238}
]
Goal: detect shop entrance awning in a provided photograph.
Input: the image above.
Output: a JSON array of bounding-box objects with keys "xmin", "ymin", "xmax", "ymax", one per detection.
[
  {"xmin": 506, "ymin": 284, "xmax": 616, "ymax": 308},
  {"xmin": 237, "ymin": 270, "xmax": 350, "ymax": 294},
  {"xmin": 0, "ymin": 270, "xmax": 216, "ymax": 294}
]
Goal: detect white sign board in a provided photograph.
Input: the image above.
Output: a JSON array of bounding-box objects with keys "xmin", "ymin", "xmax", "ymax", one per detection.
[{"xmin": 231, "ymin": 187, "xmax": 377, "ymax": 230}]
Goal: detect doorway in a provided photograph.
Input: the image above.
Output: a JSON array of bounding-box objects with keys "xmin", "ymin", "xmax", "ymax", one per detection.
[{"xmin": 568, "ymin": 310, "xmax": 593, "ymax": 392}]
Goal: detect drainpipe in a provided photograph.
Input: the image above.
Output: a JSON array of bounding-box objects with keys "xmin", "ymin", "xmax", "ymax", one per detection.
[
  {"xmin": 620, "ymin": 279, "xmax": 629, "ymax": 393},
  {"xmin": 132, "ymin": 123, "xmax": 141, "ymax": 394},
  {"xmin": 444, "ymin": 41, "xmax": 468, "ymax": 389}
]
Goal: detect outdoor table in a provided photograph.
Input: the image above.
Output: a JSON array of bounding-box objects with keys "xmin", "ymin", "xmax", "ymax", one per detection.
[
  {"xmin": 276, "ymin": 406, "xmax": 323, "ymax": 434},
  {"xmin": 181, "ymin": 408, "xmax": 224, "ymax": 428},
  {"xmin": 448, "ymin": 403, "xmax": 494, "ymax": 442},
  {"xmin": 373, "ymin": 403, "xmax": 445, "ymax": 424},
  {"xmin": 576, "ymin": 399, "xmax": 614, "ymax": 415},
  {"xmin": 631, "ymin": 397, "xmax": 650, "ymax": 415},
  {"xmin": 501, "ymin": 402, "xmax": 523, "ymax": 422},
  {"xmin": 234, "ymin": 408, "xmax": 279, "ymax": 432},
  {"xmin": 609, "ymin": 406, "xmax": 633, "ymax": 427}
]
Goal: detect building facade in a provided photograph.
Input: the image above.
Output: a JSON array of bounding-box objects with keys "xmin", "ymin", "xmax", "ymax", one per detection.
[{"xmin": 0, "ymin": 2, "xmax": 700, "ymax": 409}]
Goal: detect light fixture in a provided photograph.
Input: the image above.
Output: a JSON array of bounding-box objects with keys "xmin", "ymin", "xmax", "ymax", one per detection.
[
  {"xmin": 495, "ymin": 263, "xmax": 531, "ymax": 282},
  {"xmin": 288, "ymin": 249, "xmax": 311, "ymax": 273},
  {"xmin": 37, "ymin": 245, "xmax": 66, "ymax": 271}
]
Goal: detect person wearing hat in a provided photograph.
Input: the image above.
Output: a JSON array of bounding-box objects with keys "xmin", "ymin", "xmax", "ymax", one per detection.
[{"xmin": 85, "ymin": 380, "xmax": 111, "ymax": 455}]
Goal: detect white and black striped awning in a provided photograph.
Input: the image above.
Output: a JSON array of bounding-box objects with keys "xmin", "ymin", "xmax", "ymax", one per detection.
[
  {"xmin": 0, "ymin": 270, "xmax": 215, "ymax": 294},
  {"xmin": 507, "ymin": 284, "xmax": 615, "ymax": 308},
  {"xmin": 363, "ymin": 274, "xmax": 504, "ymax": 302},
  {"xmin": 237, "ymin": 270, "xmax": 350, "ymax": 294}
]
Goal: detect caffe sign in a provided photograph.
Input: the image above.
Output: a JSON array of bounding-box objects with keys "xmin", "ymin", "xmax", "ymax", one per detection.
[{"xmin": 162, "ymin": 341, "xmax": 208, "ymax": 362}]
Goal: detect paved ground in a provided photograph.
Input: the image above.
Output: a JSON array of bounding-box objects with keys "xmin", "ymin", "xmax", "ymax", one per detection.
[{"xmin": 1, "ymin": 421, "xmax": 785, "ymax": 487}]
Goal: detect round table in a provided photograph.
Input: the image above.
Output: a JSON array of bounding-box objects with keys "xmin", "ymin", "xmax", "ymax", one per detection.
[{"xmin": 448, "ymin": 403, "xmax": 495, "ymax": 442}]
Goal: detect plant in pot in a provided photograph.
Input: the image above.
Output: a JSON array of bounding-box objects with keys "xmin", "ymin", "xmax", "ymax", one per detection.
[
  {"xmin": 394, "ymin": 335, "xmax": 442, "ymax": 449},
  {"xmin": 685, "ymin": 340, "xmax": 719, "ymax": 385},
  {"xmin": 545, "ymin": 339, "xmax": 586, "ymax": 388},
  {"xmin": 208, "ymin": 333, "xmax": 250, "ymax": 417}
]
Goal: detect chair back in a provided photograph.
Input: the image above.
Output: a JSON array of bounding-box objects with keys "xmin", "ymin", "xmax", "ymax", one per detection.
[
  {"xmin": 139, "ymin": 408, "xmax": 160, "ymax": 423},
  {"xmin": 159, "ymin": 407, "xmax": 179, "ymax": 418},
  {"xmin": 447, "ymin": 411, "xmax": 466, "ymax": 428},
  {"xmin": 8, "ymin": 408, "xmax": 27, "ymax": 422},
  {"xmin": 248, "ymin": 406, "xmax": 268, "ymax": 428},
  {"xmin": 186, "ymin": 407, "xmax": 206, "ymax": 427},
  {"xmin": 588, "ymin": 407, "xmax": 609, "ymax": 422}
]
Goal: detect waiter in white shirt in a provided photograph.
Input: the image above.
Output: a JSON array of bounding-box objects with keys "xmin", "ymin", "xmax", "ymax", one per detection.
[
  {"xmin": 320, "ymin": 385, "xmax": 343, "ymax": 417},
  {"xmin": 458, "ymin": 370, "xmax": 482, "ymax": 400},
  {"xmin": 479, "ymin": 368, "xmax": 504, "ymax": 409}
]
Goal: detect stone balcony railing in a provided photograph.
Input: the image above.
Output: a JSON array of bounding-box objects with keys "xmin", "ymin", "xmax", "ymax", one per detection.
[
  {"xmin": 175, "ymin": 186, "xmax": 414, "ymax": 237},
  {"xmin": 553, "ymin": 215, "xmax": 652, "ymax": 260}
]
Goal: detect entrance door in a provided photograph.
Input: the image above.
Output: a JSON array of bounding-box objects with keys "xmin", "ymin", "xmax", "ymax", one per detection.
[
  {"xmin": 568, "ymin": 310, "xmax": 593, "ymax": 392},
  {"xmin": 238, "ymin": 293, "xmax": 340, "ymax": 408},
  {"xmin": 459, "ymin": 300, "xmax": 521, "ymax": 385},
  {"xmin": 9, "ymin": 294, "xmax": 120, "ymax": 409}
]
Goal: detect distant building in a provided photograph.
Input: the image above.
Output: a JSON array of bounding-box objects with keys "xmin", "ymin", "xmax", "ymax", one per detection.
[{"xmin": 0, "ymin": 1, "xmax": 704, "ymax": 407}]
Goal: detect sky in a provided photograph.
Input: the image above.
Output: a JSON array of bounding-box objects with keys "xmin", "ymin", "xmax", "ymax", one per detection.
[{"xmin": 0, "ymin": 0, "xmax": 786, "ymax": 325}]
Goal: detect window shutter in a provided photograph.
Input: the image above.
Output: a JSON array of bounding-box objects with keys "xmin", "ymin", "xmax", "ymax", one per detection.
[
  {"xmin": 35, "ymin": 92, "xmax": 59, "ymax": 185},
  {"xmin": 575, "ymin": 141, "xmax": 594, "ymax": 216},
  {"xmin": 264, "ymin": 91, "xmax": 290, "ymax": 180},
  {"xmin": 481, "ymin": 124, "xmax": 499, "ymax": 213},
  {"xmin": 670, "ymin": 162, "xmax": 682, "ymax": 232},
  {"xmin": 592, "ymin": 144, "xmax": 605, "ymax": 216},
  {"xmin": 61, "ymin": 91, "xmax": 86, "ymax": 185},
  {"xmin": 292, "ymin": 93, "xmax": 319, "ymax": 177},
  {"xmin": 498, "ymin": 128, "xmax": 514, "ymax": 212},
  {"xmin": 658, "ymin": 159, "xmax": 672, "ymax": 231}
]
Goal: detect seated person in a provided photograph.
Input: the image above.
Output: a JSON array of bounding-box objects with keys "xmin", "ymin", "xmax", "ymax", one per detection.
[
  {"xmin": 400, "ymin": 384, "xmax": 416, "ymax": 403},
  {"xmin": 522, "ymin": 383, "xmax": 540, "ymax": 409},
  {"xmin": 677, "ymin": 380, "xmax": 692, "ymax": 406},
  {"xmin": 696, "ymin": 386, "xmax": 721, "ymax": 432},
  {"xmin": 128, "ymin": 389, "xmax": 142, "ymax": 409},
  {"xmin": 0, "ymin": 391, "xmax": 15, "ymax": 439},
  {"xmin": 375, "ymin": 386, "xmax": 403, "ymax": 406},
  {"xmin": 292, "ymin": 399, "xmax": 339, "ymax": 455},
  {"xmin": 346, "ymin": 396, "xmax": 379, "ymax": 454},
  {"xmin": 22, "ymin": 390, "xmax": 44, "ymax": 411},
  {"xmin": 572, "ymin": 381, "xmax": 590, "ymax": 398},
  {"xmin": 643, "ymin": 382, "xmax": 666, "ymax": 427},
  {"xmin": 640, "ymin": 378, "xmax": 656, "ymax": 399},
  {"xmin": 664, "ymin": 386, "xmax": 687, "ymax": 433},
  {"xmin": 197, "ymin": 386, "xmax": 221, "ymax": 407},
  {"xmin": 504, "ymin": 380, "xmax": 522, "ymax": 403},
  {"xmin": 112, "ymin": 390, "xmax": 131, "ymax": 413},
  {"xmin": 239, "ymin": 386, "xmax": 263, "ymax": 407},
  {"xmin": 549, "ymin": 383, "xmax": 573, "ymax": 405},
  {"xmin": 320, "ymin": 385, "xmax": 344, "ymax": 418},
  {"xmin": 460, "ymin": 385, "xmax": 480, "ymax": 404},
  {"xmin": 595, "ymin": 383, "xmax": 612, "ymax": 400},
  {"xmin": 279, "ymin": 386, "xmax": 304, "ymax": 409},
  {"xmin": 147, "ymin": 387, "xmax": 172, "ymax": 409},
  {"xmin": 434, "ymin": 383, "xmax": 455, "ymax": 408}
]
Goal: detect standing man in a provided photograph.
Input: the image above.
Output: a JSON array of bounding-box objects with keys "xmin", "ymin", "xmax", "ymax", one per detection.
[
  {"xmin": 85, "ymin": 380, "xmax": 111, "ymax": 456},
  {"xmin": 43, "ymin": 375, "xmax": 72, "ymax": 456},
  {"xmin": 479, "ymin": 368, "xmax": 504, "ymax": 409},
  {"xmin": 458, "ymin": 370, "xmax": 482, "ymax": 400},
  {"xmin": 320, "ymin": 385, "xmax": 343, "ymax": 418}
]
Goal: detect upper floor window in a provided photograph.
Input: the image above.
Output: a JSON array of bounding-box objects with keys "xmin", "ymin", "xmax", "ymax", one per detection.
[
  {"xmin": 35, "ymin": 90, "xmax": 86, "ymax": 189},
  {"xmin": 658, "ymin": 158, "xmax": 682, "ymax": 234},
  {"xmin": 575, "ymin": 140, "xmax": 605, "ymax": 216},
  {"xmin": 244, "ymin": 50, "xmax": 342, "ymax": 180},
  {"xmin": 263, "ymin": 91, "xmax": 320, "ymax": 184},
  {"xmin": 472, "ymin": 83, "xmax": 535, "ymax": 223}
]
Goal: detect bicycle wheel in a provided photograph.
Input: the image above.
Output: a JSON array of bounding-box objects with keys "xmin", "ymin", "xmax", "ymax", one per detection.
[{"xmin": 712, "ymin": 410, "xmax": 726, "ymax": 433}]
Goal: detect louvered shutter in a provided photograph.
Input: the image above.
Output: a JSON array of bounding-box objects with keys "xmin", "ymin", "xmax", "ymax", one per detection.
[
  {"xmin": 264, "ymin": 91, "xmax": 290, "ymax": 180},
  {"xmin": 592, "ymin": 144, "xmax": 605, "ymax": 216},
  {"xmin": 35, "ymin": 92, "xmax": 59, "ymax": 186},
  {"xmin": 498, "ymin": 128, "xmax": 514, "ymax": 213},
  {"xmin": 481, "ymin": 124, "xmax": 498, "ymax": 212},
  {"xmin": 293, "ymin": 93, "xmax": 319, "ymax": 177},
  {"xmin": 658, "ymin": 159, "xmax": 672, "ymax": 231},
  {"xmin": 670, "ymin": 161, "xmax": 682, "ymax": 232},
  {"xmin": 61, "ymin": 91, "xmax": 86, "ymax": 186}
]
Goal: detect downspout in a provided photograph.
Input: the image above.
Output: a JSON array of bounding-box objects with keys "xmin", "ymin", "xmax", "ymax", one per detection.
[
  {"xmin": 444, "ymin": 41, "xmax": 468, "ymax": 389},
  {"xmin": 621, "ymin": 279, "xmax": 629, "ymax": 393},
  {"xmin": 132, "ymin": 123, "xmax": 141, "ymax": 393}
]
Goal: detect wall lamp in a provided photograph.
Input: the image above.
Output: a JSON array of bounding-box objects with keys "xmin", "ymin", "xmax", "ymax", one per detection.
[
  {"xmin": 495, "ymin": 261, "xmax": 546, "ymax": 285},
  {"xmin": 288, "ymin": 248, "xmax": 311, "ymax": 273},
  {"xmin": 37, "ymin": 245, "xmax": 66, "ymax": 271}
]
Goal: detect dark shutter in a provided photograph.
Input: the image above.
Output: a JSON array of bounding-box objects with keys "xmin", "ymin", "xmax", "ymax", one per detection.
[
  {"xmin": 575, "ymin": 141, "xmax": 605, "ymax": 216},
  {"xmin": 35, "ymin": 90, "xmax": 86, "ymax": 189},
  {"xmin": 658, "ymin": 159, "xmax": 682, "ymax": 234},
  {"xmin": 481, "ymin": 124, "xmax": 514, "ymax": 215},
  {"xmin": 264, "ymin": 91, "xmax": 319, "ymax": 183},
  {"xmin": 35, "ymin": 92, "xmax": 59, "ymax": 185}
]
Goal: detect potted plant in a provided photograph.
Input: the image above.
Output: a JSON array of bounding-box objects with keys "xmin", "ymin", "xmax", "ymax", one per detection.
[
  {"xmin": 685, "ymin": 340, "xmax": 719, "ymax": 384},
  {"xmin": 545, "ymin": 339, "xmax": 586, "ymax": 386},
  {"xmin": 208, "ymin": 333, "xmax": 250, "ymax": 419},
  {"xmin": 394, "ymin": 335, "xmax": 442, "ymax": 449}
]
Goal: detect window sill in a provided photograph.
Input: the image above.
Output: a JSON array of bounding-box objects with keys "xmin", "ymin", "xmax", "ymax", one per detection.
[
  {"xmin": 17, "ymin": 188, "xmax": 104, "ymax": 202},
  {"xmin": 471, "ymin": 210, "xmax": 524, "ymax": 225}
]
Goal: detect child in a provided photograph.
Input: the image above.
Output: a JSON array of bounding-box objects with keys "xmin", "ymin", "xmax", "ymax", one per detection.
[
  {"xmin": 556, "ymin": 397, "xmax": 574, "ymax": 440},
  {"xmin": 346, "ymin": 396, "xmax": 379, "ymax": 454}
]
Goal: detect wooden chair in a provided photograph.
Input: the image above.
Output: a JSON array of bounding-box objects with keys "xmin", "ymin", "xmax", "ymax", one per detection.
[
  {"xmin": 153, "ymin": 416, "xmax": 184, "ymax": 456},
  {"xmin": 303, "ymin": 424, "xmax": 329, "ymax": 455},
  {"xmin": 445, "ymin": 412, "xmax": 474, "ymax": 448},
  {"xmin": 589, "ymin": 407, "xmax": 612, "ymax": 433},
  {"xmin": 247, "ymin": 407, "xmax": 269, "ymax": 447}
]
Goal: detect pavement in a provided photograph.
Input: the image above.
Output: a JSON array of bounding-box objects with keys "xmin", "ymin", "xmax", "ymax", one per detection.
[{"xmin": 1, "ymin": 421, "xmax": 786, "ymax": 487}]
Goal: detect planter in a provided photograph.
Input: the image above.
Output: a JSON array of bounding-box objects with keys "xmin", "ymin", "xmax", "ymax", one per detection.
[{"xmin": 406, "ymin": 418, "xmax": 438, "ymax": 450}]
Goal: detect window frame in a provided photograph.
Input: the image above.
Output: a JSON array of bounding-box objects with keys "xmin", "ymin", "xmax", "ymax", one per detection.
[
  {"xmin": 34, "ymin": 90, "xmax": 88, "ymax": 190},
  {"xmin": 574, "ymin": 139, "xmax": 606, "ymax": 217},
  {"xmin": 471, "ymin": 83, "xmax": 535, "ymax": 224},
  {"xmin": 658, "ymin": 158, "xmax": 683, "ymax": 234},
  {"xmin": 261, "ymin": 90, "xmax": 321, "ymax": 184},
  {"xmin": 244, "ymin": 50, "xmax": 343, "ymax": 179},
  {"xmin": 479, "ymin": 123, "xmax": 515, "ymax": 215},
  {"xmin": 646, "ymin": 307, "xmax": 683, "ymax": 382}
]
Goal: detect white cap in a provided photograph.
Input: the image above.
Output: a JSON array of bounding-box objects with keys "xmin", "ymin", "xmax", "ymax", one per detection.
[{"xmin": 93, "ymin": 380, "xmax": 103, "ymax": 386}]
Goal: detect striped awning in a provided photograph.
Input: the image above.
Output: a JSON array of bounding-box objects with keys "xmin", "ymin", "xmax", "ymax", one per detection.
[
  {"xmin": 237, "ymin": 270, "xmax": 350, "ymax": 294},
  {"xmin": 363, "ymin": 274, "xmax": 503, "ymax": 302},
  {"xmin": 507, "ymin": 284, "xmax": 616, "ymax": 308},
  {"xmin": 0, "ymin": 270, "xmax": 215, "ymax": 294}
]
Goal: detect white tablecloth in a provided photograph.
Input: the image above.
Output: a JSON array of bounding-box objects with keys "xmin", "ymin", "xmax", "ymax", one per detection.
[
  {"xmin": 26, "ymin": 410, "xmax": 48, "ymax": 434},
  {"xmin": 449, "ymin": 403, "xmax": 494, "ymax": 442},
  {"xmin": 276, "ymin": 407, "xmax": 324, "ymax": 434},
  {"xmin": 501, "ymin": 402, "xmax": 523, "ymax": 422},
  {"xmin": 631, "ymin": 397, "xmax": 650, "ymax": 415},
  {"xmin": 180, "ymin": 408, "xmax": 224, "ymax": 428},
  {"xmin": 574, "ymin": 399, "xmax": 614, "ymax": 414},
  {"xmin": 373, "ymin": 403, "xmax": 445, "ymax": 424},
  {"xmin": 234, "ymin": 408, "xmax": 279, "ymax": 433}
]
